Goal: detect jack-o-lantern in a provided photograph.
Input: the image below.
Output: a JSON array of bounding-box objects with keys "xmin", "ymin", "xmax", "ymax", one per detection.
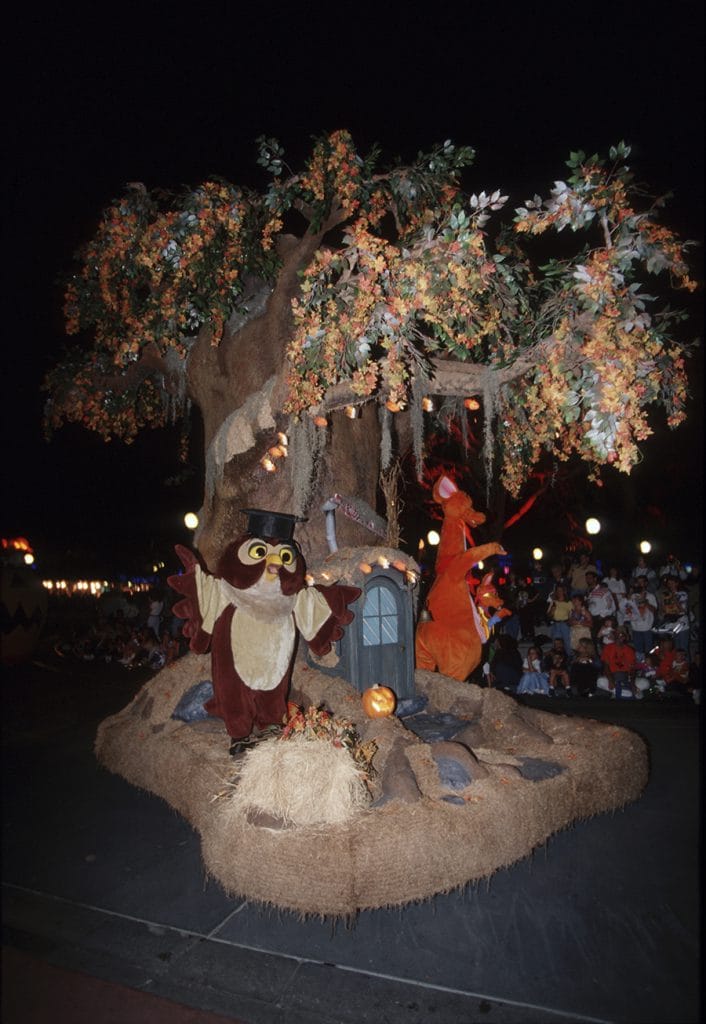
[{"xmin": 361, "ymin": 685, "xmax": 396, "ymax": 718}]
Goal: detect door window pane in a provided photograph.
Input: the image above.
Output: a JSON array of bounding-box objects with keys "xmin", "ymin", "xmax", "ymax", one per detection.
[{"xmin": 362, "ymin": 583, "xmax": 398, "ymax": 646}]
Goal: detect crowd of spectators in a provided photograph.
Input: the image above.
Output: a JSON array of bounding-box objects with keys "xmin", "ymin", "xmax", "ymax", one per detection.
[
  {"xmin": 53, "ymin": 588, "xmax": 188, "ymax": 672},
  {"xmin": 487, "ymin": 551, "xmax": 700, "ymax": 703}
]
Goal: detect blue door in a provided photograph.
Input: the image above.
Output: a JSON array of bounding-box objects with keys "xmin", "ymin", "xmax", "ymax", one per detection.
[{"xmin": 357, "ymin": 576, "xmax": 415, "ymax": 698}]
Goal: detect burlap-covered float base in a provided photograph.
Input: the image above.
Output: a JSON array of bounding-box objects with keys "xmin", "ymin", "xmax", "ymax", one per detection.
[{"xmin": 95, "ymin": 653, "xmax": 648, "ymax": 916}]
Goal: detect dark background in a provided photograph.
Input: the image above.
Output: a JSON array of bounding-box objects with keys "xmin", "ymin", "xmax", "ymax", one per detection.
[{"xmin": 4, "ymin": 3, "xmax": 704, "ymax": 577}]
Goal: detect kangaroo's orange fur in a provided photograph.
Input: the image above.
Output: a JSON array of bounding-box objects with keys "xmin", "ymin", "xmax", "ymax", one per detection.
[{"xmin": 415, "ymin": 476, "xmax": 507, "ymax": 681}]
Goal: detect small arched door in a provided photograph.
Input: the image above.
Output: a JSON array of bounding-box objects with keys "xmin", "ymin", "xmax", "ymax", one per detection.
[{"xmin": 356, "ymin": 574, "xmax": 415, "ymax": 699}]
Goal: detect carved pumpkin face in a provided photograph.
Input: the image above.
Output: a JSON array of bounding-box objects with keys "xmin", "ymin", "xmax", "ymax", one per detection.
[{"xmin": 361, "ymin": 685, "xmax": 396, "ymax": 718}]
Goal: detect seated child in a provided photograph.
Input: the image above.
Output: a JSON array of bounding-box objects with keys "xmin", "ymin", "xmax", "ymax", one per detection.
[
  {"xmin": 548, "ymin": 651, "xmax": 571, "ymax": 695},
  {"xmin": 516, "ymin": 646, "xmax": 550, "ymax": 695},
  {"xmin": 596, "ymin": 616, "xmax": 617, "ymax": 649},
  {"xmin": 569, "ymin": 637, "xmax": 600, "ymax": 697}
]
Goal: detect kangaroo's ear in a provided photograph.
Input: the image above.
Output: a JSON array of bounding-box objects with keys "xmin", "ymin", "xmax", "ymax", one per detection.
[{"xmin": 433, "ymin": 475, "xmax": 458, "ymax": 503}]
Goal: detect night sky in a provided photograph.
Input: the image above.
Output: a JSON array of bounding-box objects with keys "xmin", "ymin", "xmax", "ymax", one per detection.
[{"xmin": 5, "ymin": 4, "xmax": 704, "ymax": 575}]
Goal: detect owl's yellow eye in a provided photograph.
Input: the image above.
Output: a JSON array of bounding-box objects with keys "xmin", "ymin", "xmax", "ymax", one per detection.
[
  {"xmin": 247, "ymin": 542, "xmax": 268, "ymax": 561},
  {"xmin": 279, "ymin": 546, "xmax": 296, "ymax": 566}
]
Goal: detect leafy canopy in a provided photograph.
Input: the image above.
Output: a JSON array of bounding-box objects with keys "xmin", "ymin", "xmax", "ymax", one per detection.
[{"xmin": 45, "ymin": 132, "xmax": 698, "ymax": 495}]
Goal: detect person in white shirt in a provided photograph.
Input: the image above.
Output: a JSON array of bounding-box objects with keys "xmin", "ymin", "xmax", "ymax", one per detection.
[
  {"xmin": 624, "ymin": 596, "xmax": 655, "ymax": 657},
  {"xmin": 629, "ymin": 575, "xmax": 658, "ymax": 611},
  {"xmin": 147, "ymin": 594, "xmax": 164, "ymax": 638},
  {"xmin": 631, "ymin": 555, "xmax": 658, "ymax": 593},
  {"xmin": 658, "ymin": 554, "xmax": 688, "ymax": 581},
  {"xmin": 585, "ymin": 571, "xmax": 616, "ymax": 623},
  {"xmin": 603, "ymin": 566, "xmax": 627, "ymax": 600}
]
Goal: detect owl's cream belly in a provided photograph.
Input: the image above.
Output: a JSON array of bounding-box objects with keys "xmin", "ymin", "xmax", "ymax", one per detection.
[{"xmin": 231, "ymin": 607, "xmax": 296, "ymax": 690}]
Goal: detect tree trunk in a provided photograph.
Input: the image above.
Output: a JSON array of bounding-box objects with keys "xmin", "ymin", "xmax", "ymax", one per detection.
[{"xmin": 183, "ymin": 233, "xmax": 383, "ymax": 571}]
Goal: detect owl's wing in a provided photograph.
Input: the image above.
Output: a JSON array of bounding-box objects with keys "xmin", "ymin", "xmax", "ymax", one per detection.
[
  {"xmin": 167, "ymin": 545, "xmax": 212, "ymax": 654},
  {"xmin": 294, "ymin": 583, "xmax": 361, "ymax": 656}
]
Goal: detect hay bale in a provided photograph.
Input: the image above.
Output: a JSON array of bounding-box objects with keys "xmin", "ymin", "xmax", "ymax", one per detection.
[{"xmin": 230, "ymin": 735, "xmax": 371, "ymax": 826}]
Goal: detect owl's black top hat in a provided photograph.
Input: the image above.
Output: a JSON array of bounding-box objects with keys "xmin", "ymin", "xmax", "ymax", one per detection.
[{"xmin": 241, "ymin": 509, "xmax": 306, "ymax": 544}]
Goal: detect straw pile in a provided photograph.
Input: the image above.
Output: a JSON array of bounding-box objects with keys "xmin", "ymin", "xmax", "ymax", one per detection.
[
  {"xmin": 95, "ymin": 652, "xmax": 649, "ymax": 916},
  {"xmin": 230, "ymin": 735, "xmax": 372, "ymax": 826}
]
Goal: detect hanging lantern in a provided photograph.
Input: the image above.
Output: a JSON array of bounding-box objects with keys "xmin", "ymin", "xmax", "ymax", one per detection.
[
  {"xmin": 358, "ymin": 562, "xmax": 373, "ymax": 574},
  {"xmin": 345, "ymin": 405, "xmax": 358, "ymax": 419},
  {"xmin": 464, "ymin": 397, "xmax": 480, "ymax": 411},
  {"xmin": 361, "ymin": 685, "xmax": 397, "ymax": 718},
  {"xmin": 260, "ymin": 455, "xmax": 277, "ymax": 472},
  {"xmin": 422, "ymin": 397, "xmax": 434, "ymax": 412},
  {"xmin": 312, "ymin": 415, "xmax": 328, "ymax": 428},
  {"xmin": 385, "ymin": 400, "xmax": 403, "ymax": 413}
]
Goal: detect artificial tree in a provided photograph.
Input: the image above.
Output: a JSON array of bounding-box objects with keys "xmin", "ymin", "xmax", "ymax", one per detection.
[{"xmin": 44, "ymin": 132, "xmax": 698, "ymax": 568}]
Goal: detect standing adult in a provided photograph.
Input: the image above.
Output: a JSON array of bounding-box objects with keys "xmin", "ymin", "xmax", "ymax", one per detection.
[
  {"xmin": 630, "ymin": 575, "xmax": 658, "ymax": 611},
  {"xmin": 658, "ymin": 575, "xmax": 690, "ymax": 652},
  {"xmin": 625, "ymin": 596, "xmax": 655, "ymax": 658},
  {"xmin": 147, "ymin": 590, "xmax": 164, "ymax": 639},
  {"xmin": 547, "ymin": 584, "xmax": 572, "ymax": 656},
  {"xmin": 569, "ymin": 552, "xmax": 597, "ymax": 597},
  {"xmin": 631, "ymin": 555, "xmax": 658, "ymax": 593},
  {"xmin": 658, "ymin": 554, "xmax": 688, "ymax": 582},
  {"xmin": 516, "ymin": 577, "xmax": 541, "ymax": 641},
  {"xmin": 568, "ymin": 595, "xmax": 593, "ymax": 653},
  {"xmin": 585, "ymin": 571, "xmax": 616, "ymax": 627},
  {"xmin": 603, "ymin": 566, "xmax": 627, "ymax": 602}
]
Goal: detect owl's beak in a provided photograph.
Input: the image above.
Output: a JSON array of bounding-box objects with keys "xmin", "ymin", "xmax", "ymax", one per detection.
[{"xmin": 264, "ymin": 552, "xmax": 283, "ymax": 580}]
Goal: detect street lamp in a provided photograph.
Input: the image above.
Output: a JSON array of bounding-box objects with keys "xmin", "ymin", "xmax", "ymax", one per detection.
[{"xmin": 585, "ymin": 517, "xmax": 601, "ymax": 535}]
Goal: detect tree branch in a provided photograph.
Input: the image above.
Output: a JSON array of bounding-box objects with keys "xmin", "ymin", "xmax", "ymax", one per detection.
[{"xmin": 316, "ymin": 321, "xmax": 591, "ymax": 414}]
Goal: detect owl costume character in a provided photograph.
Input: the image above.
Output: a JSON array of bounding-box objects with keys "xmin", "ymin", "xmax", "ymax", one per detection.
[{"xmin": 168, "ymin": 510, "xmax": 360, "ymax": 754}]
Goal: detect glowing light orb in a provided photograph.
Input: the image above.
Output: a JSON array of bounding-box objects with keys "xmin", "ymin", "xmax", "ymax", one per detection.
[
  {"xmin": 585, "ymin": 517, "xmax": 601, "ymax": 535},
  {"xmin": 184, "ymin": 512, "xmax": 199, "ymax": 530},
  {"xmin": 639, "ymin": 540, "xmax": 652, "ymax": 555},
  {"xmin": 532, "ymin": 547, "xmax": 543, "ymax": 561},
  {"xmin": 427, "ymin": 530, "xmax": 441, "ymax": 546}
]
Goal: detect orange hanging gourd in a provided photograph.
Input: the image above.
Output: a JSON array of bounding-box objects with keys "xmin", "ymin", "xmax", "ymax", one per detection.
[{"xmin": 361, "ymin": 685, "xmax": 396, "ymax": 718}]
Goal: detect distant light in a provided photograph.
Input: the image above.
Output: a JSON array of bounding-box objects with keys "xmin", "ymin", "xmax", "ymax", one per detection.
[
  {"xmin": 23, "ymin": 552, "xmax": 35, "ymax": 565},
  {"xmin": 464, "ymin": 397, "xmax": 480, "ymax": 411},
  {"xmin": 639, "ymin": 540, "xmax": 652, "ymax": 554},
  {"xmin": 532, "ymin": 547, "xmax": 543, "ymax": 561},
  {"xmin": 585, "ymin": 517, "xmax": 601, "ymax": 535},
  {"xmin": 476, "ymin": 560, "xmax": 485, "ymax": 570},
  {"xmin": 427, "ymin": 530, "xmax": 441, "ymax": 546},
  {"xmin": 684, "ymin": 563, "xmax": 693, "ymax": 574},
  {"xmin": 184, "ymin": 512, "xmax": 199, "ymax": 530}
]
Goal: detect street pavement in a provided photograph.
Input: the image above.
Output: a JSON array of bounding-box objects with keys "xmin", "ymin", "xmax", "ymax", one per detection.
[{"xmin": 2, "ymin": 647, "xmax": 701, "ymax": 1024}]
